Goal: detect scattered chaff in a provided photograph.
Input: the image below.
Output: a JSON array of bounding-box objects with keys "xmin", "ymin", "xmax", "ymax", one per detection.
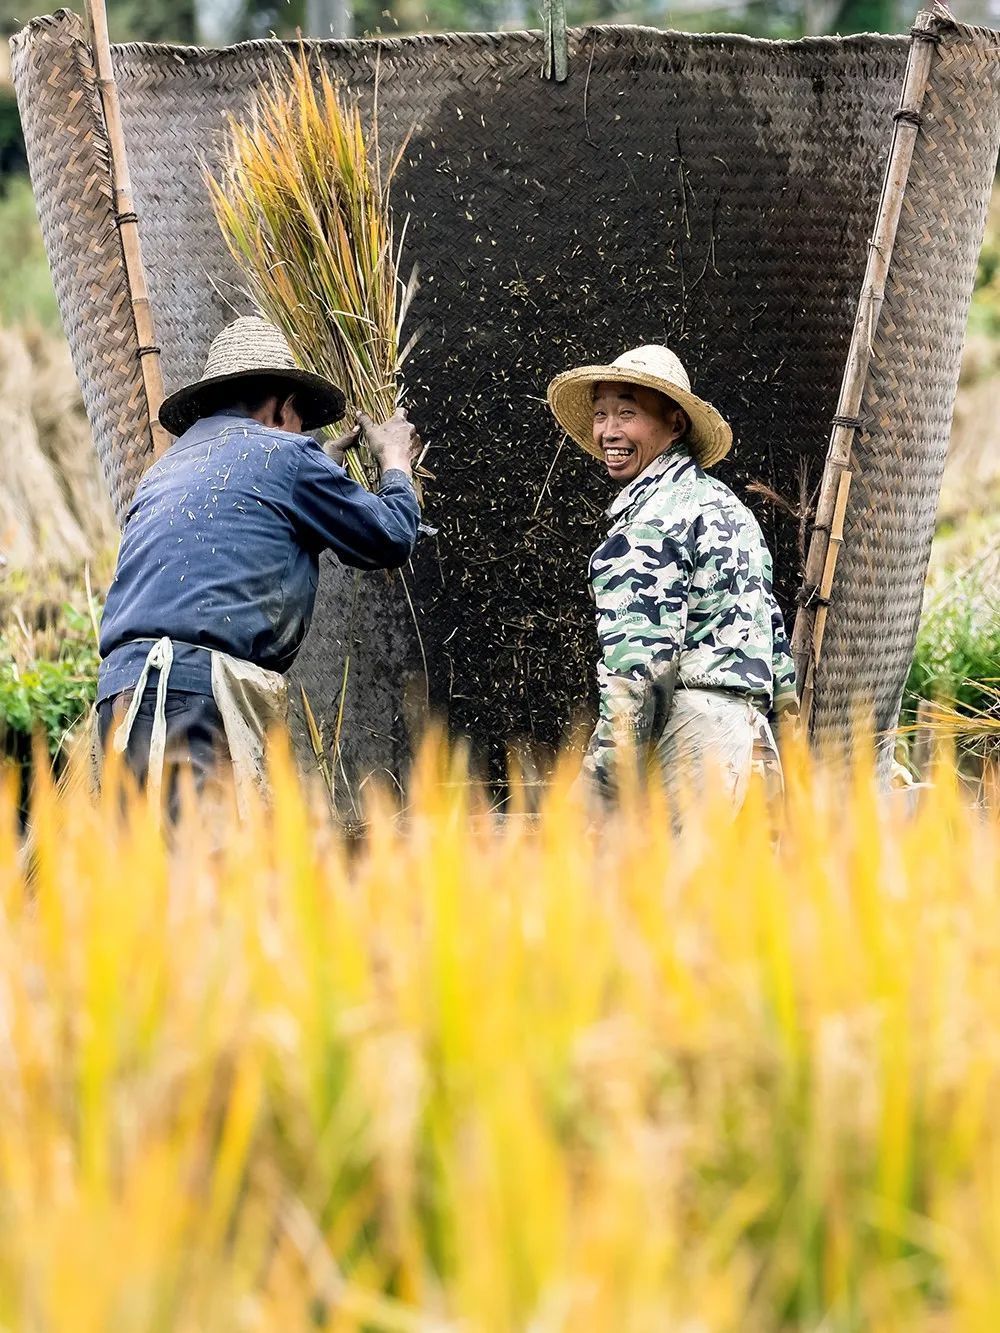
[{"xmin": 532, "ymin": 432, "xmax": 568, "ymax": 518}]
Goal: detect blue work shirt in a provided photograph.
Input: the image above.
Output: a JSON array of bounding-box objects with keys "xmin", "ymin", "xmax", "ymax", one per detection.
[{"xmin": 98, "ymin": 411, "xmax": 420, "ymax": 703}]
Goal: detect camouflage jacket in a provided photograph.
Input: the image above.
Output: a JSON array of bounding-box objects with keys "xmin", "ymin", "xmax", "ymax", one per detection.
[{"xmin": 583, "ymin": 447, "xmax": 798, "ymax": 790}]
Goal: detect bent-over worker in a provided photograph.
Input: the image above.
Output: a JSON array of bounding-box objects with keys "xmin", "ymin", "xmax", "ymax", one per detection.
[
  {"xmin": 97, "ymin": 316, "xmax": 421, "ymax": 814},
  {"xmin": 547, "ymin": 344, "xmax": 798, "ymax": 814}
]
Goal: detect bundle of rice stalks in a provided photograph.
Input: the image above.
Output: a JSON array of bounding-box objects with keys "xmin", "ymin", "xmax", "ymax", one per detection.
[
  {"xmin": 207, "ymin": 50, "xmax": 416, "ymax": 487},
  {"xmin": 0, "ymin": 325, "xmax": 93, "ymax": 571}
]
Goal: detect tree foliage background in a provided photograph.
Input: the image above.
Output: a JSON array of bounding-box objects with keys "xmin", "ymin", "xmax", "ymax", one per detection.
[{"xmin": 4, "ymin": 0, "xmax": 999, "ymax": 41}]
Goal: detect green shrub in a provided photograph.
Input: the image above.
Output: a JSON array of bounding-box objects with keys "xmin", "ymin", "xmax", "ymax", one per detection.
[
  {"xmin": 0, "ymin": 602, "xmax": 100, "ymax": 771},
  {"xmin": 901, "ymin": 560, "xmax": 1000, "ymax": 766},
  {"xmin": 904, "ymin": 604, "xmax": 1000, "ymax": 717}
]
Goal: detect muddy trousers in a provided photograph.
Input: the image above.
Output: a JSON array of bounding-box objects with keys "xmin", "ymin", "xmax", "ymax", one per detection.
[
  {"xmin": 97, "ymin": 687, "xmax": 228, "ymax": 820},
  {"xmin": 97, "ymin": 636, "xmax": 288, "ymax": 821},
  {"xmin": 580, "ymin": 687, "xmax": 784, "ymax": 823},
  {"xmin": 652, "ymin": 686, "xmax": 784, "ymax": 816}
]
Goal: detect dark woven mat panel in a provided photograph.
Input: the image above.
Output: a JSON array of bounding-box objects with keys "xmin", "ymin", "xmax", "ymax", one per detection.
[
  {"xmin": 814, "ymin": 17, "xmax": 1000, "ymax": 752},
  {"xmin": 107, "ymin": 23, "xmax": 909, "ymax": 776},
  {"xmin": 15, "ymin": 14, "xmax": 991, "ymax": 782},
  {"xmin": 10, "ymin": 11, "xmax": 154, "ymax": 523}
]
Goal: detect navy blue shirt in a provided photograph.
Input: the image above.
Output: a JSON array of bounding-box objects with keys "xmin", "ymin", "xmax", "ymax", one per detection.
[{"xmin": 98, "ymin": 412, "xmax": 420, "ymax": 703}]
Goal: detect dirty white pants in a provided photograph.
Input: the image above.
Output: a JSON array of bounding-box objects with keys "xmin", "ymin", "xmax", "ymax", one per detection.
[{"xmin": 651, "ymin": 687, "xmax": 783, "ymax": 817}]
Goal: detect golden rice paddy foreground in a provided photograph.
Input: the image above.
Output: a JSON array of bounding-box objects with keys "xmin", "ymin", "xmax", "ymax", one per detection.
[{"xmin": 2, "ymin": 741, "xmax": 1000, "ymax": 1331}]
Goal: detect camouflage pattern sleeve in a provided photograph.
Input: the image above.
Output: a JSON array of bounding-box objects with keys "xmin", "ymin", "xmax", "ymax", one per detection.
[
  {"xmin": 581, "ymin": 520, "xmax": 694, "ymax": 797},
  {"xmin": 770, "ymin": 594, "xmax": 799, "ymax": 719}
]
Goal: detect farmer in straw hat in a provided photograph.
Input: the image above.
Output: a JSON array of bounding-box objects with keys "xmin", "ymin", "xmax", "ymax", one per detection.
[
  {"xmin": 547, "ymin": 345, "xmax": 798, "ymax": 813},
  {"xmin": 97, "ymin": 315, "xmax": 421, "ymax": 815}
]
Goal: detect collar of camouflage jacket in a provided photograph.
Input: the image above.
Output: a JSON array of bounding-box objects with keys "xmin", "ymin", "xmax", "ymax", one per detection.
[{"xmin": 606, "ymin": 445, "xmax": 697, "ymax": 520}]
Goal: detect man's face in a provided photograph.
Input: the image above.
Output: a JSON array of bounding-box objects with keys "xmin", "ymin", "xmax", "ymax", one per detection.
[{"xmin": 591, "ymin": 382, "xmax": 687, "ymax": 484}]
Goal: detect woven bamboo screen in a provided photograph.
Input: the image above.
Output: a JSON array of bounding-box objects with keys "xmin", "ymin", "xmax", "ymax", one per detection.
[{"xmin": 11, "ymin": 11, "xmax": 1000, "ymax": 786}]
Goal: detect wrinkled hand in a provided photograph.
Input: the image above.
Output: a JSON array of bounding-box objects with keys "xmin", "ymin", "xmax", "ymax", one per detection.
[
  {"xmin": 326, "ymin": 423, "xmax": 362, "ymax": 468},
  {"xmin": 357, "ymin": 408, "xmax": 421, "ymax": 475}
]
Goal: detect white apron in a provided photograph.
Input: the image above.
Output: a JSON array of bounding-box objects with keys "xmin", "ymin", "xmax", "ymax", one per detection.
[{"xmin": 110, "ymin": 636, "xmax": 288, "ymax": 818}]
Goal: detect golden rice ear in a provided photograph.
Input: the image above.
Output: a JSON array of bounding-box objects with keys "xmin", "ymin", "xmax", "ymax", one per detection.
[
  {"xmin": 206, "ymin": 46, "xmax": 411, "ymax": 493},
  {"xmin": 7, "ymin": 722, "xmax": 999, "ymax": 1322}
]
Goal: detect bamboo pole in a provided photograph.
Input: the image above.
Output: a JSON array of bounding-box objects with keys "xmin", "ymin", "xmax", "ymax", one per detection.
[
  {"xmin": 542, "ymin": 0, "xmax": 568, "ymax": 82},
  {"xmin": 810, "ymin": 468, "xmax": 852, "ymax": 666},
  {"xmin": 83, "ymin": 0, "xmax": 171, "ymax": 462},
  {"xmin": 790, "ymin": 8, "xmax": 941, "ymax": 732}
]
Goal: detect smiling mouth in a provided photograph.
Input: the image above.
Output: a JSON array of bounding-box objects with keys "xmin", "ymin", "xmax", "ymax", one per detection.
[{"xmin": 603, "ymin": 447, "xmax": 634, "ymax": 464}]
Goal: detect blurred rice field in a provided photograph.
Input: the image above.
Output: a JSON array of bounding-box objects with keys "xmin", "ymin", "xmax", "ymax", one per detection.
[{"xmin": 0, "ymin": 736, "xmax": 999, "ymax": 1330}]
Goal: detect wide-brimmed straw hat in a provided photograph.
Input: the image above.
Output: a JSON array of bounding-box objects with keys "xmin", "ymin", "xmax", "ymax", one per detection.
[
  {"xmin": 159, "ymin": 316, "xmax": 347, "ymax": 436},
  {"xmin": 547, "ymin": 345, "xmax": 732, "ymax": 468}
]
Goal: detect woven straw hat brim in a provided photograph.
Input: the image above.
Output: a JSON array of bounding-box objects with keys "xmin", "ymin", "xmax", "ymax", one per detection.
[
  {"xmin": 547, "ymin": 364, "xmax": 732, "ymax": 468},
  {"xmin": 159, "ymin": 367, "xmax": 347, "ymax": 437}
]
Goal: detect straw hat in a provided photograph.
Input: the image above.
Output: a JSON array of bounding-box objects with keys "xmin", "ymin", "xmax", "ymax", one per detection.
[
  {"xmin": 159, "ymin": 316, "xmax": 347, "ymax": 436},
  {"xmin": 547, "ymin": 345, "xmax": 732, "ymax": 468}
]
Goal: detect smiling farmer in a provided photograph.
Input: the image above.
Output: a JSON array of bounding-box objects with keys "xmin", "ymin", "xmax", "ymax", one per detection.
[
  {"xmin": 97, "ymin": 316, "xmax": 421, "ymax": 815},
  {"xmin": 548, "ymin": 345, "xmax": 798, "ymax": 813}
]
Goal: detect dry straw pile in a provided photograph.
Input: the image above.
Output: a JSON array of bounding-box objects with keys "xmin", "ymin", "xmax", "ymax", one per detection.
[
  {"xmin": 2, "ymin": 737, "xmax": 1000, "ymax": 1329},
  {"xmin": 0, "ymin": 324, "xmax": 115, "ymax": 571},
  {"xmin": 208, "ymin": 51, "xmax": 416, "ymax": 487}
]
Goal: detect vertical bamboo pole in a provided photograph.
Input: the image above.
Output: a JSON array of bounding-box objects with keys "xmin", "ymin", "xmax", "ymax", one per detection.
[
  {"xmin": 83, "ymin": 0, "xmax": 171, "ymax": 461},
  {"xmin": 542, "ymin": 0, "xmax": 568, "ymax": 82},
  {"xmin": 790, "ymin": 9, "xmax": 941, "ymax": 732}
]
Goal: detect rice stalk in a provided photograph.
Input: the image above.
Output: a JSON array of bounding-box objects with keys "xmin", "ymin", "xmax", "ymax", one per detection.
[
  {"xmin": 2, "ymin": 735, "xmax": 1000, "ymax": 1327},
  {"xmin": 299, "ymin": 684, "xmax": 333, "ymax": 799},
  {"xmin": 898, "ymin": 682, "xmax": 1000, "ymax": 802},
  {"xmin": 898, "ymin": 682, "xmax": 1000, "ymax": 744},
  {"xmin": 207, "ymin": 49, "xmax": 416, "ymax": 489}
]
